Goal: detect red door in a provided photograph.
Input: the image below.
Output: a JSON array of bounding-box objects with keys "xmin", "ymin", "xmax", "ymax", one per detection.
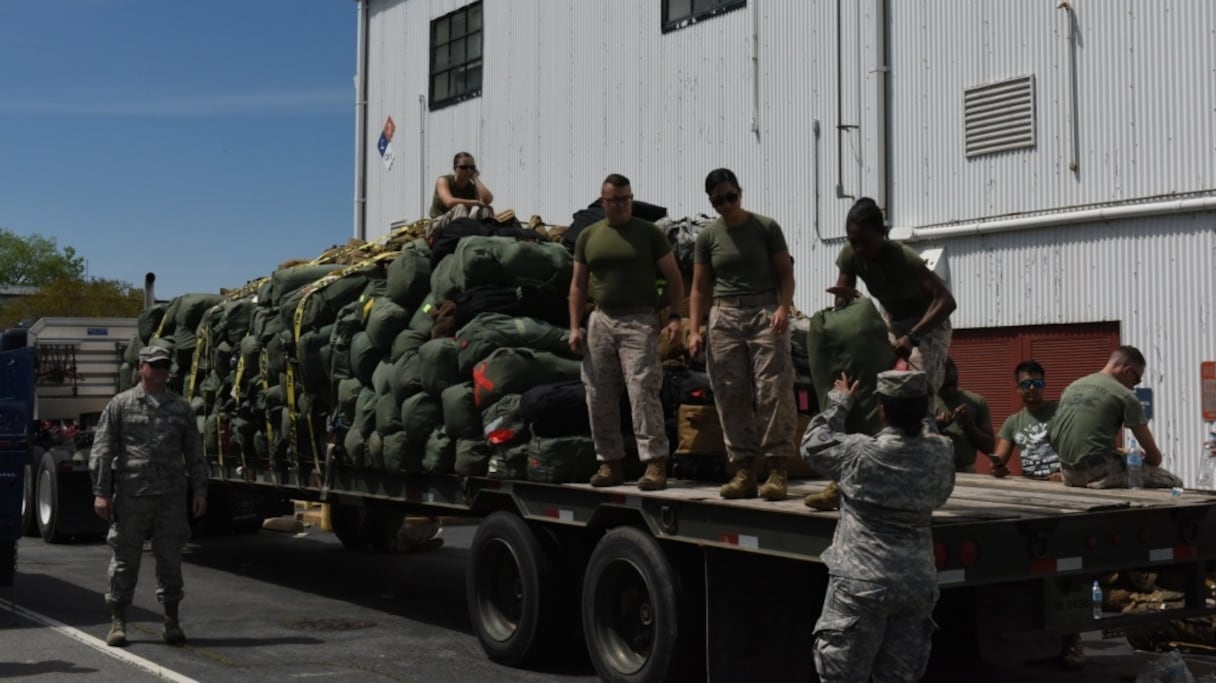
[{"xmin": 948, "ymin": 323, "xmax": 1120, "ymax": 475}]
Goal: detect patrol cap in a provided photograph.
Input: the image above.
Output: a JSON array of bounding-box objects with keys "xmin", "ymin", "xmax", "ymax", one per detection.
[
  {"xmin": 138, "ymin": 346, "xmax": 171, "ymax": 364},
  {"xmin": 875, "ymin": 370, "xmax": 928, "ymax": 398}
]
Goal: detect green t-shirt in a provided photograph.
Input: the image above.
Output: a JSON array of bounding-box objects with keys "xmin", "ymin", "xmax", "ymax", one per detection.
[
  {"xmin": 693, "ymin": 212, "xmax": 789, "ymax": 297},
  {"xmin": 836, "ymin": 241, "xmax": 934, "ymax": 321},
  {"xmin": 998, "ymin": 402, "xmax": 1061, "ymax": 480},
  {"xmin": 574, "ymin": 217, "xmax": 671, "ymax": 312},
  {"xmin": 429, "ymin": 175, "xmax": 480, "ymax": 218},
  {"xmin": 934, "ymin": 389, "xmax": 992, "ymax": 469},
  {"xmin": 1048, "ymin": 372, "xmax": 1148, "ymax": 466}
]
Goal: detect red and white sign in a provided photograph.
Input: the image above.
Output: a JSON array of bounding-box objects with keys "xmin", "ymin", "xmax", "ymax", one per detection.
[{"xmin": 1202, "ymin": 361, "xmax": 1216, "ymax": 421}]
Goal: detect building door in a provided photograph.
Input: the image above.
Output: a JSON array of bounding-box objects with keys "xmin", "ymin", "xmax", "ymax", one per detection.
[{"xmin": 948, "ymin": 322, "xmax": 1120, "ymax": 475}]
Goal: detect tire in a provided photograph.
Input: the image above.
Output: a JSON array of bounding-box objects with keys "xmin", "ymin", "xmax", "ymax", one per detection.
[
  {"xmin": 582, "ymin": 526, "xmax": 683, "ymax": 683},
  {"xmin": 329, "ymin": 503, "xmax": 406, "ymax": 551},
  {"xmin": 36, "ymin": 450, "xmax": 66, "ymax": 543},
  {"xmin": 466, "ymin": 511, "xmax": 563, "ymax": 666},
  {"xmin": 20, "ymin": 456, "xmax": 39, "ymax": 537}
]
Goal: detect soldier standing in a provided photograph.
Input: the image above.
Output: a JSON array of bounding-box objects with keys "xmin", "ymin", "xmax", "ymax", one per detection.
[
  {"xmin": 90, "ymin": 345, "xmax": 209, "ymax": 647},
  {"xmin": 569, "ymin": 173, "xmax": 685, "ymax": 491},
  {"xmin": 687, "ymin": 167, "xmax": 797, "ymax": 501},
  {"xmin": 801, "ymin": 370, "xmax": 955, "ymax": 682}
]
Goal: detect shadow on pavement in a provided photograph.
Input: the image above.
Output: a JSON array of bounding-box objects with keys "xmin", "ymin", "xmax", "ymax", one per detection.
[{"xmin": 0, "ymin": 659, "xmax": 99, "ymax": 677}]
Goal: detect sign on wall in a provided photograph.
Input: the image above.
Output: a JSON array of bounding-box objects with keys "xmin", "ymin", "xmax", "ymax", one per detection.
[
  {"xmin": 377, "ymin": 116, "xmax": 396, "ymax": 171},
  {"xmin": 1202, "ymin": 361, "xmax": 1216, "ymax": 421}
]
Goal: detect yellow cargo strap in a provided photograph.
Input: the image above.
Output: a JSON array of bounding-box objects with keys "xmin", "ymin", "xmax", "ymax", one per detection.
[
  {"xmin": 187, "ymin": 323, "xmax": 208, "ymax": 400},
  {"xmin": 258, "ymin": 347, "xmax": 279, "ymax": 487},
  {"xmin": 232, "ymin": 354, "xmax": 245, "ymax": 404}
]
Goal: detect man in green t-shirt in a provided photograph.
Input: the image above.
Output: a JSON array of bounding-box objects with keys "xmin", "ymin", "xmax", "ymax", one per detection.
[
  {"xmin": 1048, "ymin": 346, "xmax": 1182, "ymax": 488},
  {"xmin": 569, "ymin": 173, "xmax": 684, "ymax": 491},
  {"xmin": 934, "ymin": 358, "xmax": 994, "ymax": 472},
  {"xmin": 991, "ymin": 360, "xmax": 1063, "ymax": 481}
]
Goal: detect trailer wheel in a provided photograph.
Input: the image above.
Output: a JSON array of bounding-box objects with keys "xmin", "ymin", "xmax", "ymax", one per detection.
[
  {"xmin": 582, "ymin": 526, "xmax": 682, "ymax": 683},
  {"xmin": 35, "ymin": 450, "xmax": 66, "ymax": 544},
  {"xmin": 466, "ymin": 511, "xmax": 562, "ymax": 666},
  {"xmin": 21, "ymin": 457, "xmax": 39, "ymax": 537}
]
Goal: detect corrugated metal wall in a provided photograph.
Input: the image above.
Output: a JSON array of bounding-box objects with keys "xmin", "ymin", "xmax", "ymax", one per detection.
[{"xmin": 360, "ymin": 0, "xmax": 1216, "ymax": 483}]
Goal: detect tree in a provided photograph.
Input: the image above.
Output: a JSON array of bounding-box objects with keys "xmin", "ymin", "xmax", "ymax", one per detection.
[
  {"xmin": 0, "ymin": 229, "xmax": 86, "ymax": 287},
  {"xmin": 0, "ymin": 278, "xmax": 145, "ymax": 329}
]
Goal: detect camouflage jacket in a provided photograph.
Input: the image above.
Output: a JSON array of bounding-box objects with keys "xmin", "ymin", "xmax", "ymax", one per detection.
[
  {"xmin": 801, "ymin": 388, "xmax": 955, "ymax": 585},
  {"xmin": 89, "ymin": 385, "xmax": 207, "ymax": 498}
]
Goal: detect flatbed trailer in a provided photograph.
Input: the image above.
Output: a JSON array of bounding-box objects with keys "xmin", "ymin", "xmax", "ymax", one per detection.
[{"xmin": 206, "ymin": 456, "xmax": 1216, "ymax": 682}]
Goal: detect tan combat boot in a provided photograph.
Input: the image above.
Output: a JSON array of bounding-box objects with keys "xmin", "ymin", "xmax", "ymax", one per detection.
[
  {"xmin": 637, "ymin": 457, "xmax": 668, "ymax": 491},
  {"xmin": 106, "ymin": 604, "xmax": 129, "ymax": 647},
  {"xmin": 803, "ymin": 481, "xmax": 841, "ymax": 510},
  {"xmin": 590, "ymin": 460, "xmax": 624, "ymax": 487},
  {"xmin": 758, "ymin": 461, "xmax": 788, "ymax": 501},
  {"xmin": 163, "ymin": 602, "xmax": 187, "ymax": 645},
  {"xmin": 720, "ymin": 462, "xmax": 757, "ymax": 499}
]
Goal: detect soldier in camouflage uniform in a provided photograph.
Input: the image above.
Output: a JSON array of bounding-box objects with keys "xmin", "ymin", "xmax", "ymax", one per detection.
[
  {"xmin": 686, "ymin": 168, "xmax": 797, "ymax": 501},
  {"xmin": 801, "ymin": 370, "xmax": 955, "ymax": 682},
  {"xmin": 569, "ymin": 173, "xmax": 685, "ymax": 491},
  {"xmin": 90, "ymin": 345, "xmax": 209, "ymax": 647}
]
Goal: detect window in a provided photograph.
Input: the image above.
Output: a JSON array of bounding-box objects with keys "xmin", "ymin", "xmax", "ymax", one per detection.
[
  {"xmin": 429, "ymin": 2, "xmax": 482, "ymax": 110},
  {"xmin": 662, "ymin": 0, "xmax": 746, "ymax": 34}
]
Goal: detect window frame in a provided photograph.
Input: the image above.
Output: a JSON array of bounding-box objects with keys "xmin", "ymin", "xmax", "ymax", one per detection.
[
  {"xmin": 661, "ymin": 0, "xmax": 746, "ymax": 34},
  {"xmin": 428, "ymin": 2, "xmax": 483, "ymax": 111}
]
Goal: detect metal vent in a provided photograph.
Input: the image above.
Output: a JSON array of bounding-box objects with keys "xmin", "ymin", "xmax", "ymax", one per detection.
[{"xmin": 964, "ymin": 75, "xmax": 1036, "ymax": 157}]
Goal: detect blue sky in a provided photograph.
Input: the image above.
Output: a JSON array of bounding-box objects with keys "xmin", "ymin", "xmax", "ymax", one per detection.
[{"xmin": 0, "ymin": 0, "xmax": 355, "ymax": 299}]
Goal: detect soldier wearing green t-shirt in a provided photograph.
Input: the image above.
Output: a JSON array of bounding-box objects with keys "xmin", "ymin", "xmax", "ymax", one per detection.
[
  {"xmin": 428, "ymin": 151, "xmax": 494, "ymax": 218},
  {"xmin": 569, "ymin": 173, "xmax": 684, "ymax": 491},
  {"xmin": 687, "ymin": 168, "xmax": 797, "ymax": 501},
  {"xmin": 1048, "ymin": 346, "xmax": 1182, "ymax": 488},
  {"xmin": 933, "ymin": 358, "xmax": 994, "ymax": 472},
  {"xmin": 828, "ymin": 198, "xmax": 956, "ymax": 393},
  {"xmin": 991, "ymin": 360, "xmax": 1064, "ymax": 481}
]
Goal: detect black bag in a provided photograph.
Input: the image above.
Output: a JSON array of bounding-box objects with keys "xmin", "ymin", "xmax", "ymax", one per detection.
[
  {"xmin": 429, "ymin": 217, "xmax": 489, "ymax": 268},
  {"xmin": 519, "ymin": 380, "xmax": 591, "ymax": 438},
  {"xmin": 453, "ymin": 284, "xmax": 569, "ymax": 330},
  {"xmin": 526, "ymin": 435, "xmax": 598, "ymax": 484},
  {"xmin": 561, "ymin": 199, "xmax": 668, "ymax": 252}
]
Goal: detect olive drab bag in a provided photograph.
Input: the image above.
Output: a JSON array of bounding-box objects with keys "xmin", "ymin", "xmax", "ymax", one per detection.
[
  {"xmin": 472, "ymin": 348, "xmax": 582, "ymax": 409},
  {"xmin": 806, "ymin": 298, "xmax": 895, "ymax": 436},
  {"xmin": 453, "ymin": 312, "xmax": 573, "ymax": 375}
]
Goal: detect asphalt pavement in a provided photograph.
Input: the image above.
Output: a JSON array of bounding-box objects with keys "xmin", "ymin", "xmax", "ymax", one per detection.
[{"xmin": 3, "ymin": 519, "xmax": 1215, "ymax": 682}]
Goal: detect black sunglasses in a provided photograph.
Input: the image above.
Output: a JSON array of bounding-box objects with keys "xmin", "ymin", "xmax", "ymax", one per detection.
[
  {"xmin": 1017, "ymin": 378, "xmax": 1045, "ymax": 390},
  {"xmin": 710, "ymin": 192, "xmax": 739, "ymax": 207},
  {"xmin": 457, "ymin": 164, "xmax": 477, "ymax": 171},
  {"xmin": 147, "ymin": 361, "xmax": 171, "ymax": 370}
]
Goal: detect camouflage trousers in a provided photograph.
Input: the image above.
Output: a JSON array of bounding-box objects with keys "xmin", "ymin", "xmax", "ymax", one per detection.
[
  {"xmin": 814, "ymin": 575, "xmax": 938, "ymax": 683},
  {"xmin": 582, "ymin": 309, "xmax": 668, "ymax": 463},
  {"xmin": 707, "ymin": 300, "xmax": 796, "ymax": 463},
  {"xmin": 1061, "ymin": 452, "xmax": 1184, "ymax": 489},
  {"xmin": 886, "ymin": 315, "xmax": 952, "ymax": 394},
  {"xmin": 105, "ymin": 492, "xmax": 191, "ymax": 607}
]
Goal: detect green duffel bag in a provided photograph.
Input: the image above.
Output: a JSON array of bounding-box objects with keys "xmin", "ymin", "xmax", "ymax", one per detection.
[
  {"xmin": 806, "ymin": 298, "xmax": 895, "ymax": 436},
  {"xmin": 328, "ymin": 303, "xmax": 364, "ymax": 380},
  {"xmin": 280, "ymin": 271, "xmax": 371, "ymax": 332},
  {"xmin": 366, "ymin": 431, "xmax": 385, "ymax": 471},
  {"xmin": 389, "ymin": 329, "xmax": 429, "ymax": 364},
  {"xmin": 137, "ymin": 304, "xmax": 168, "ymax": 343},
  {"xmin": 422, "ymin": 427, "xmax": 455, "ymax": 474},
  {"xmin": 481, "ymin": 394, "xmax": 528, "ymax": 445},
  {"xmin": 388, "ymin": 351, "xmax": 424, "ymax": 404},
  {"xmin": 386, "ymin": 242, "xmax": 432, "ymax": 311},
  {"xmin": 202, "ymin": 414, "xmax": 220, "ymax": 454},
  {"xmin": 401, "ymin": 392, "xmax": 441, "ymax": 446},
  {"xmin": 487, "ymin": 442, "xmax": 530, "ymax": 480},
  {"xmin": 429, "ymin": 252, "xmax": 463, "ymax": 302},
  {"xmin": 349, "ymin": 331, "xmax": 381, "ymax": 387},
  {"xmin": 526, "ymin": 435, "xmax": 598, "ymax": 484},
  {"xmin": 335, "ymin": 378, "xmax": 362, "ymax": 430},
  {"xmin": 471, "ymin": 347, "xmax": 582, "ymax": 408},
  {"xmin": 441, "ymin": 382, "xmax": 481, "ymax": 440},
  {"xmin": 407, "ymin": 292, "xmax": 441, "ymax": 335},
  {"xmin": 366, "ymin": 298, "xmax": 410, "ymax": 354},
  {"xmin": 381, "ymin": 431, "xmax": 424, "ymax": 473},
  {"xmin": 264, "ymin": 264, "xmax": 343, "ymax": 306},
  {"xmin": 123, "ymin": 335, "xmax": 144, "ymax": 366},
  {"xmin": 342, "ymin": 428, "xmax": 367, "ymax": 468},
  {"xmin": 454, "ymin": 313, "xmax": 573, "ymax": 375},
  {"xmin": 371, "ymin": 359, "xmax": 393, "ymax": 397},
  {"xmin": 454, "ymin": 437, "xmax": 493, "ymax": 477},
  {"xmin": 218, "ymin": 298, "xmax": 256, "ymax": 346},
  {"xmin": 354, "ymin": 387, "xmax": 378, "ymax": 437},
  {"xmin": 298, "ymin": 324, "xmax": 334, "ymax": 396},
  {"xmin": 419, "ymin": 337, "xmax": 462, "ymax": 397},
  {"xmin": 172, "ymin": 293, "xmax": 226, "ymax": 338},
  {"xmin": 374, "ymin": 391, "xmax": 403, "ymax": 435},
  {"xmin": 447, "ymin": 236, "xmax": 572, "ymax": 294}
]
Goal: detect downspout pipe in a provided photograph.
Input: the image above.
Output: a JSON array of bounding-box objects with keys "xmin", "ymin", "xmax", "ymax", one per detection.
[
  {"xmin": 874, "ymin": 0, "xmax": 890, "ymax": 222},
  {"xmin": 896, "ymin": 196, "xmax": 1216, "ymax": 242},
  {"xmin": 835, "ymin": 0, "xmax": 855, "ymax": 199},
  {"xmin": 750, "ymin": 0, "xmax": 760, "ymax": 135},
  {"xmin": 353, "ymin": 0, "xmax": 369, "ymax": 241},
  {"xmin": 1058, "ymin": 1, "xmax": 1080, "ymax": 175}
]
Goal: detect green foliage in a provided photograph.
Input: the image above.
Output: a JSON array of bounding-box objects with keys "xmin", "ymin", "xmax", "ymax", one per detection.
[
  {"xmin": 0, "ymin": 278, "xmax": 144, "ymax": 329},
  {"xmin": 0, "ymin": 229, "xmax": 86, "ymax": 287}
]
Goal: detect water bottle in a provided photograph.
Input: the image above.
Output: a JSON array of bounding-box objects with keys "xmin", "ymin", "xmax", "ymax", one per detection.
[
  {"xmin": 1092, "ymin": 580, "xmax": 1103, "ymax": 619},
  {"xmin": 1199, "ymin": 431, "xmax": 1216, "ymax": 490},
  {"xmin": 1126, "ymin": 437, "xmax": 1144, "ymax": 489}
]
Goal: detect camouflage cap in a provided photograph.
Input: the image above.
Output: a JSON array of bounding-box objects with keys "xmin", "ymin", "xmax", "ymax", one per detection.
[
  {"xmin": 138, "ymin": 345, "xmax": 171, "ymax": 364},
  {"xmin": 875, "ymin": 370, "xmax": 928, "ymax": 398}
]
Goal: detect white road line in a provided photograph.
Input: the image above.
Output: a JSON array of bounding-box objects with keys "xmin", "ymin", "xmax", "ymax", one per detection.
[{"xmin": 7, "ymin": 603, "xmax": 200, "ymax": 683}]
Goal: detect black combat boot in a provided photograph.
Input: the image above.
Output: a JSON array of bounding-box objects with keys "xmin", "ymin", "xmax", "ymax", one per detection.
[{"xmin": 163, "ymin": 602, "xmax": 187, "ymax": 645}]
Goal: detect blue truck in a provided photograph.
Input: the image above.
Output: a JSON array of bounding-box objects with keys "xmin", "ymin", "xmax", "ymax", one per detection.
[{"xmin": 0, "ymin": 343, "xmax": 35, "ymax": 588}]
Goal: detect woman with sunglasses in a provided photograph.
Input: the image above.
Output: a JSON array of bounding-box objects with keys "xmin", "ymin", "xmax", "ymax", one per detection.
[
  {"xmin": 428, "ymin": 151, "xmax": 494, "ymax": 218},
  {"xmin": 688, "ymin": 168, "xmax": 797, "ymax": 501},
  {"xmin": 990, "ymin": 360, "xmax": 1063, "ymax": 481}
]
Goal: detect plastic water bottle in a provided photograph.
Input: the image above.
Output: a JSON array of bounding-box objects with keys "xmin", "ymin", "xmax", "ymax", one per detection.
[
  {"xmin": 1092, "ymin": 580, "xmax": 1103, "ymax": 619},
  {"xmin": 1199, "ymin": 431, "xmax": 1216, "ymax": 490},
  {"xmin": 1126, "ymin": 437, "xmax": 1144, "ymax": 490}
]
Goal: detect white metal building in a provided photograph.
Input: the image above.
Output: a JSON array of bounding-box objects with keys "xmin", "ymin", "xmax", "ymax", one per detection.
[{"xmin": 352, "ymin": 0, "xmax": 1216, "ymax": 484}]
